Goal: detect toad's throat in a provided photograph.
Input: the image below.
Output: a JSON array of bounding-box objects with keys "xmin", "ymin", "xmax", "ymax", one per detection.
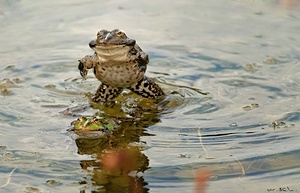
[{"xmin": 94, "ymin": 45, "xmax": 133, "ymax": 62}]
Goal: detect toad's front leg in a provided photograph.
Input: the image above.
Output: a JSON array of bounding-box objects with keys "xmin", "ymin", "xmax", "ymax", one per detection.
[{"xmin": 78, "ymin": 54, "xmax": 98, "ymax": 79}]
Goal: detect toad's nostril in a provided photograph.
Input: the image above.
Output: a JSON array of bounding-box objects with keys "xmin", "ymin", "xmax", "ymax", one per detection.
[
  {"xmin": 126, "ymin": 39, "xmax": 136, "ymax": 46},
  {"xmin": 89, "ymin": 40, "xmax": 96, "ymax": 48}
]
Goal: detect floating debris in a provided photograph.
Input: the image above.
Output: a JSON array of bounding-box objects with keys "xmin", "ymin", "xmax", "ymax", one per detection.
[
  {"xmin": 242, "ymin": 103, "xmax": 259, "ymax": 111},
  {"xmin": 245, "ymin": 63, "xmax": 257, "ymax": 71},
  {"xmin": 251, "ymin": 103, "xmax": 259, "ymax": 108},
  {"xmin": 0, "ymin": 78, "xmax": 20, "ymax": 96},
  {"xmin": 264, "ymin": 58, "xmax": 281, "ymax": 65},
  {"xmin": 46, "ymin": 179, "xmax": 61, "ymax": 187},
  {"xmin": 242, "ymin": 105, "xmax": 252, "ymax": 111}
]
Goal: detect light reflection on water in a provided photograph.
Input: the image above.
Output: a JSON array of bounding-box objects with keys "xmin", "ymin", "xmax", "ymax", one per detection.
[{"xmin": 1, "ymin": 0, "xmax": 300, "ymax": 192}]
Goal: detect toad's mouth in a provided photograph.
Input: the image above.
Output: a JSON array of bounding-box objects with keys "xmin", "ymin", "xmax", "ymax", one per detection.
[
  {"xmin": 91, "ymin": 45, "xmax": 133, "ymax": 63},
  {"xmin": 89, "ymin": 38, "xmax": 136, "ymax": 49},
  {"xmin": 89, "ymin": 38, "xmax": 136, "ymax": 61}
]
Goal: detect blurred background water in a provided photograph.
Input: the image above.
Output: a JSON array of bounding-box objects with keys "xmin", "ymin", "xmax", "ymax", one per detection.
[{"xmin": 0, "ymin": 0, "xmax": 300, "ymax": 192}]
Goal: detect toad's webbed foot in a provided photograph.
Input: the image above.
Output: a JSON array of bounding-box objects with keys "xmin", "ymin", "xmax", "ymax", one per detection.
[
  {"xmin": 78, "ymin": 54, "xmax": 97, "ymax": 79},
  {"xmin": 129, "ymin": 76, "xmax": 165, "ymax": 99},
  {"xmin": 93, "ymin": 83, "xmax": 123, "ymax": 102}
]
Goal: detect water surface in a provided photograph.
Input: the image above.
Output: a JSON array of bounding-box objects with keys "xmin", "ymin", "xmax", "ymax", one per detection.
[{"xmin": 1, "ymin": 0, "xmax": 300, "ymax": 192}]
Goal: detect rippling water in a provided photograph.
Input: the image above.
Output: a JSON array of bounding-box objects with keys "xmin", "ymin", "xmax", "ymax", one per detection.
[{"xmin": 1, "ymin": 0, "xmax": 300, "ymax": 193}]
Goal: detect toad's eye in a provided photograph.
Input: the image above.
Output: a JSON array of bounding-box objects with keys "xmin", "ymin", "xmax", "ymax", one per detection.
[
  {"xmin": 97, "ymin": 31, "xmax": 103, "ymax": 38},
  {"xmin": 116, "ymin": 31, "xmax": 124, "ymax": 37},
  {"xmin": 97, "ymin": 30, "xmax": 108, "ymax": 38}
]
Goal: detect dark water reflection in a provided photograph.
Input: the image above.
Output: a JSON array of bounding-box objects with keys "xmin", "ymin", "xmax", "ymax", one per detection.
[{"xmin": 1, "ymin": 0, "xmax": 300, "ymax": 193}]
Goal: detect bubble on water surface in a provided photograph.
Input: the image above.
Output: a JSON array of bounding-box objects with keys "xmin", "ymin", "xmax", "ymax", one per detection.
[{"xmin": 229, "ymin": 122, "xmax": 238, "ymax": 127}]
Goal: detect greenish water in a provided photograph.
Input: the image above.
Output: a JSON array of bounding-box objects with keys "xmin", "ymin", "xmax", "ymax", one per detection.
[{"xmin": 1, "ymin": 0, "xmax": 300, "ymax": 192}]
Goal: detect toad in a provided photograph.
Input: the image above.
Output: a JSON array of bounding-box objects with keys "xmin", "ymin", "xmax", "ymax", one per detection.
[{"xmin": 78, "ymin": 29, "xmax": 165, "ymax": 102}]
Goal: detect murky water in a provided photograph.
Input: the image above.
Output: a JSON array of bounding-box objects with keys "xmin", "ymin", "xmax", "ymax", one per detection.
[{"xmin": 1, "ymin": 0, "xmax": 300, "ymax": 192}]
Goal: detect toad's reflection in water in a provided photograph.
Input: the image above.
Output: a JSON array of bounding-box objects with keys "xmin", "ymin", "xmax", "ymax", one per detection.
[
  {"xmin": 72, "ymin": 96, "xmax": 164, "ymax": 193},
  {"xmin": 76, "ymin": 134, "xmax": 150, "ymax": 193}
]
